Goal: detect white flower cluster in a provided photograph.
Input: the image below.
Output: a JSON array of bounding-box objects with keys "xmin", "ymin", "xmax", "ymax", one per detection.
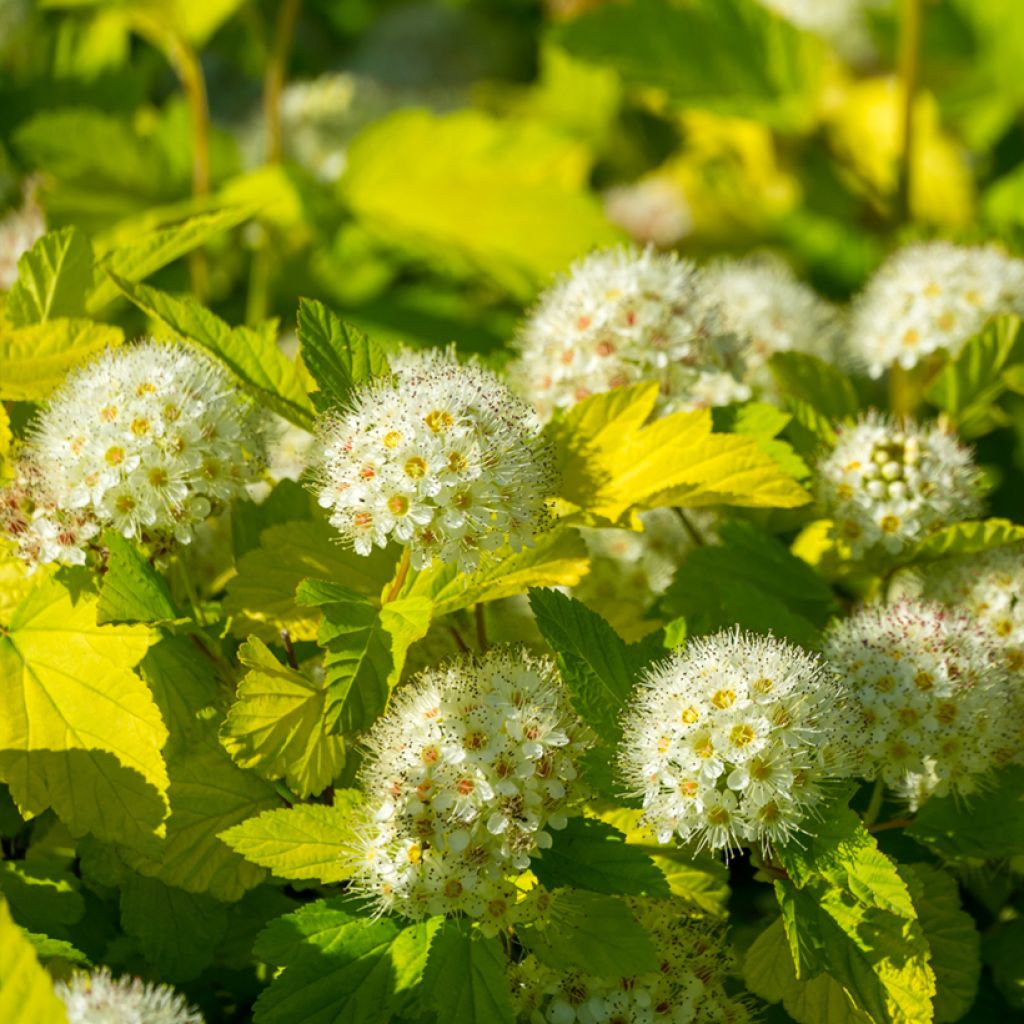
[
  {"xmin": 314, "ymin": 361, "xmax": 554, "ymax": 572},
  {"xmin": 755, "ymin": 0, "xmax": 883, "ymax": 63},
  {"xmin": 55, "ymin": 969, "xmax": 203, "ymax": 1024},
  {"xmin": 703, "ymin": 257, "xmax": 841, "ymax": 391},
  {"xmin": 923, "ymin": 544, "xmax": 1024, "ymax": 672},
  {"xmin": 0, "ymin": 194, "xmax": 45, "ymax": 290},
  {"xmin": 847, "ymin": 242, "xmax": 1024, "ymax": 378},
  {"xmin": 823, "ymin": 600, "xmax": 1016, "ymax": 807},
  {"xmin": 603, "ymin": 178, "xmax": 693, "ymax": 249},
  {"xmin": 350, "ymin": 648, "xmax": 590, "ymax": 930},
  {"xmin": 510, "ymin": 900, "xmax": 753, "ymax": 1024},
  {"xmin": 0, "ymin": 341, "xmax": 264, "ymax": 567},
  {"xmin": 816, "ymin": 412, "xmax": 981, "ymax": 560},
  {"xmin": 619, "ymin": 630, "xmax": 851, "ymax": 854},
  {"xmin": 514, "ymin": 246, "xmax": 749, "ymax": 422}
]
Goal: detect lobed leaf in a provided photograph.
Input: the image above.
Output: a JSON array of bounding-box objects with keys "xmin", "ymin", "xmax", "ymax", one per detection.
[
  {"xmin": 0, "ymin": 899, "xmax": 68, "ymax": 1024},
  {"xmin": 5, "ymin": 226, "xmax": 93, "ymax": 326}
]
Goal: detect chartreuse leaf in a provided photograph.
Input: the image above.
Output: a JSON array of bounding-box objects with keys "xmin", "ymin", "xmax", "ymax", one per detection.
[
  {"xmin": 0, "ymin": 576, "xmax": 168, "ymax": 852},
  {"xmin": 927, "ymin": 315, "xmax": 1023, "ymax": 436},
  {"xmin": 402, "ymin": 527, "xmax": 590, "ymax": 617},
  {"xmin": 556, "ymin": 0, "xmax": 825, "ymax": 129},
  {"xmin": 219, "ymin": 798, "xmax": 361, "ymax": 883},
  {"xmin": 901, "ymin": 864, "xmax": 981, "ymax": 1023},
  {"xmin": 907, "ymin": 765, "xmax": 1024, "ymax": 860},
  {"xmin": 110, "ymin": 275, "xmax": 315, "ymax": 430},
  {"xmin": 658, "ymin": 519, "xmax": 839, "ymax": 648},
  {"xmin": 901, "ymin": 519, "xmax": 1024, "ymax": 564},
  {"xmin": 518, "ymin": 890, "xmax": 658, "ymax": 977},
  {"xmin": 551, "ymin": 384, "xmax": 809, "ymax": 521},
  {"xmin": 770, "ymin": 351, "xmax": 862, "ymax": 421},
  {"xmin": 296, "ymin": 298, "xmax": 390, "ymax": 411},
  {"xmin": 529, "ymin": 587, "xmax": 659, "ymax": 744},
  {"xmin": 118, "ymin": 636, "xmax": 279, "ymax": 901},
  {"xmin": 296, "ymin": 580, "xmax": 431, "ymax": 733},
  {"xmin": 716, "ymin": 401, "xmax": 810, "ymax": 480},
  {"xmin": 219, "ymin": 638, "xmax": 346, "ymax": 797},
  {"xmin": 531, "ymin": 817, "xmax": 670, "ymax": 897},
  {"xmin": 120, "ymin": 874, "xmax": 228, "ymax": 982},
  {"xmin": 87, "ymin": 205, "xmax": 256, "ymax": 312},
  {"xmin": 253, "ymin": 896, "xmax": 438, "ymax": 1024},
  {"xmin": 421, "ymin": 920, "xmax": 515, "ymax": 1024},
  {"xmin": 0, "ymin": 318, "xmax": 124, "ymax": 401},
  {"xmin": 97, "ymin": 532, "xmax": 179, "ymax": 625},
  {"xmin": 0, "ymin": 899, "xmax": 69, "ymax": 1024},
  {"xmin": 6, "ymin": 227, "xmax": 93, "ymax": 326},
  {"xmin": 341, "ymin": 108, "xmax": 621, "ymax": 298},
  {"xmin": 224, "ymin": 517, "xmax": 395, "ymax": 643},
  {"xmin": 745, "ymin": 916, "xmax": 873, "ymax": 1024}
]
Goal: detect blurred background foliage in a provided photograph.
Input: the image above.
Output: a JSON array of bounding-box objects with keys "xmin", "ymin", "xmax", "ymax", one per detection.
[{"xmin": 5, "ymin": 0, "xmax": 1024, "ymax": 361}]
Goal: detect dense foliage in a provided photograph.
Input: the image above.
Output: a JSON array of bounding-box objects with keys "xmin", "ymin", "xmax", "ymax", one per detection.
[{"xmin": 4, "ymin": 1, "xmax": 1024, "ymax": 1022}]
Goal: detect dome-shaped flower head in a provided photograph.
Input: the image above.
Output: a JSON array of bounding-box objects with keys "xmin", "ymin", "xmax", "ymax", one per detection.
[
  {"xmin": 846, "ymin": 242, "xmax": 1024, "ymax": 379},
  {"xmin": 55, "ymin": 969, "xmax": 203, "ymax": 1024},
  {"xmin": 0, "ymin": 341, "xmax": 264, "ymax": 567},
  {"xmin": 0, "ymin": 193, "xmax": 45, "ymax": 290},
  {"xmin": 823, "ymin": 600, "xmax": 1015, "ymax": 807},
  {"xmin": 314, "ymin": 361, "xmax": 554, "ymax": 572},
  {"xmin": 619, "ymin": 629, "xmax": 852, "ymax": 855},
  {"xmin": 703, "ymin": 256, "xmax": 841, "ymax": 391},
  {"xmin": 816, "ymin": 412, "xmax": 981, "ymax": 560},
  {"xmin": 350, "ymin": 647, "xmax": 590, "ymax": 928},
  {"xmin": 509, "ymin": 899, "xmax": 754, "ymax": 1024},
  {"xmin": 603, "ymin": 177, "xmax": 693, "ymax": 249},
  {"xmin": 514, "ymin": 246, "xmax": 748, "ymax": 422}
]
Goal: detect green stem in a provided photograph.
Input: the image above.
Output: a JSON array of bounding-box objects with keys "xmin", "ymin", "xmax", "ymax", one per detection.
[
  {"xmin": 384, "ymin": 548, "xmax": 411, "ymax": 604},
  {"xmin": 263, "ymin": 0, "xmax": 302, "ymax": 164},
  {"xmin": 863, "ymin": 778, "xmax": 886, "ymax": 826},
  {"xmin": 867, "ymin": 816, "xmax": 914, "ymax": 834},
  {"xmin": 675, "ymin": 508, "xmax": 705, "ymax": 547},
  {"xmin": 474, "ymin": 603, "xmax": 489, "ymax": 652},
  {"xmin": 177, "ymin": 556, "xmax": 205, "ymax": 626},
  {"xmin": 896, "ymin": 0, "xmax": 923, "ymax": 224}
]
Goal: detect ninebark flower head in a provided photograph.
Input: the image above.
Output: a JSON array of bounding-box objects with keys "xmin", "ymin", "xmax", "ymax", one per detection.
[{"xmin": 56, "ymin": 969, "xmax": 203, "ymax": 1024}]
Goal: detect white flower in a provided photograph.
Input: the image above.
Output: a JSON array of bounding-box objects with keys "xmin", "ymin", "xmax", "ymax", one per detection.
[
  {"xmin": 1, "ymin": 340, "xmax": 264, "ymax": 567},
  {"xmin": 314, "ymin": 360, "xmax": 554, "ymax": 572},
  {"xmin": 755, "ymin": 0, "xmax": 885, "ymax": 63},
  {"xmin": 619, "ymin": 629, "xmax": 852, "ymax": 855},
  {"xmin": 509, "ymin": 899, "xmax": 754, "ymax": 1024},
  {"xmin": 55, "ymin": 969, "xmax": 203, "ymax": 1024},
  {"xmin": 816, "ymin": 412, "xmax": 981, "ymax": 560},
  {"xmin": 846, "ymin": 242, "xmax": 1024, "ymax": 378},
  {"xmin": 823, "ymin": 600, "xmax": 1016, "ymax": 807},
  {"xmin": 703, "ymin": 256, "xmax": 841, "ymax": 391},
  {"xmin": 0, "ymin": 193, "xmax": 45, "ymax": 290},
  {"xmin": 514, "ymin": 246, "xmax": 749, "ymax": 422},
  {"xmin": 349, "ymin": 647, "xmax": 590, "ymax": 926},
  {"xmin": 603, "ymin": 178, "xmax": 693, "ymax": 248}
]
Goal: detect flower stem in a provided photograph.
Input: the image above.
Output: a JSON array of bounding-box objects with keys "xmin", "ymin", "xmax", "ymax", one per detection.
[
  {"xmin": 475, "ymin": 603, "xmax": 489, "ymax": 652},
  {"xmin": 385, "ymin": 548, "xmax": 411, "ymax": 604},
  {"xmin": 280, "ymin": 629, "xmax": 299, "ymax": 669},
  {"xmin": 675, "ymin": 508, "xmax": 705, "ymax": 547},
  {"xmin": 888, "ymin": 364, "xmax": 921, "ymax": 419},
  {"xmin": 896, "ymin": 0, "xmax": 923, "ymax": 224},
  {"xmin": 263, "ymin": 0, "xmax": 302, "ymax": 164},
  {"xmin": 177, "ymin": 556, "xmax": 205, "ymax": 626},
  {"xmin": 863, "ymin": 778, "xmax": 886, "ymax": 826},
  {"xmin": 867, "ymin": 817, "xmax": 914, "ymax": 834}
]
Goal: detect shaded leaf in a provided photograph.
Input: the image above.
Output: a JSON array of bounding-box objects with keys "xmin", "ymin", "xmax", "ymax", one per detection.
[{"xmin": 6, "ymin": 227, "xmax": 93, "ymax": 326}]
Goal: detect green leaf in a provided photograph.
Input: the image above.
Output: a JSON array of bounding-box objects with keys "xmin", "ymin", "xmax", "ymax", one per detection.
[
  {"xmin": 0, "ymin": 859, "xmax": 85, "ymax": 940},
  {"xmin": 97, "ymin": 532, "xmax": 179, "ymax": 625},
  {"xmin": 421, "ymin": 920, "xmax": 515, "ymax": 1024},
  {"xmin": 770, "ymin": 351, "xmax": 862, "ymax": 422},
  {"xmin": 0, "ymin": 899, "xmax": 69, "ymax": 1024},
  {"xmin": 716, "ymin": 401, "xmax": 811, "ymax": 480},
  {"xmin": 531, "ymin": 817, "xmax": 670, "ymax": 897},
  {"xmin": 927, "ymin": 316, "xmax": 1022, "ymax": 435},
  {"xmin": 341, "ymin": 108, "xmax": 621, "ymax": 298},
  {"xmin": 907, "ymin": 765, "xmax": 1024, "ymax": 860},
  {"xmin": 0, "ymin": 318, "xmax": 124, "ymax": 401},
  {"xmin": 518, "ymin": 890, "xmax": 658, "ymax": 977},
  {"xmin": 25, "ymin": 934, "xmax": 90, "ymax": 966},
  {"xmin": 109, "ymin": 276, "xmax": 315, "ymax": 429},
  {"xmin": 219, "ymin": 801, "xmax": 360, "ymax": 884},
  {"xmin": 658, "ymin": 519, "xmax": 839, "ymax": 648},
  {"xmin": 901, "ymin": 864, "xmax": 981, "ymax": 1023},
  {"xmin": 528, "ymin": 588, "xmax": 659, "ymax": 744},
  {"xmin": 0, "ymin": 576, "xmax": 168, "ymax": 852},
  {"xmin": 402, "ymin": 527, "xmax": 590, "ymax": 617},
  {"xmin": 902, "ymin": 519, "xmax": 1024, "ymax": 564},
  {"xmin": 556, "ymin": 0, "xmax": 825, "ymax": 130},
  {"xmin": 87, "ymin": 206, "xmax": 256, "ymax": 313},
  {"xmin": 224, "ymin": 517, "xmax": 395, "ymax": 644},
  {"xmin": 119, "ymin": 873, "xmax": 228, "ymax": 982},
  {"xmin": 296, "ymin": 298, "xmax": 390, "ymax": 411},
  {"xmin": 254, "ymin": 897, "xmax": 437, "ymax": 1024},
  {"xmin": 6, "ymin": 227, "xmax": 93, "ymax": 326},
  {"xmin": 219, "ymin": 637, "xmax": 346, "ymax": 798},
  {"xmin": 118, "ymin": 636, "xmax": 280, "ymax": 900}
]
